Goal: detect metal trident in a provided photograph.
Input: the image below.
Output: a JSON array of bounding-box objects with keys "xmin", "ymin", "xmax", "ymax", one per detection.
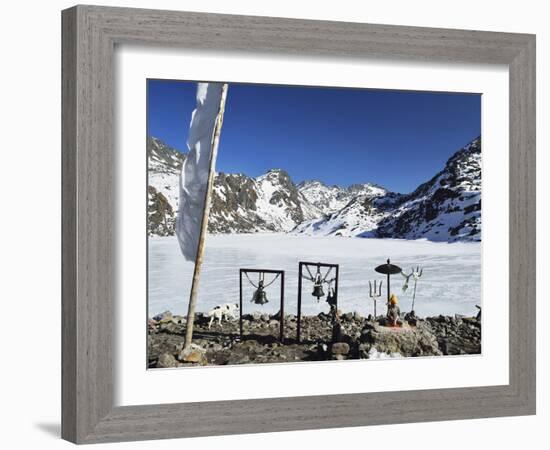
[
  {"xmin": 368, "ymin": 280, "xmax": 383, "ymax": 317},
  {"xmin": 401, "ymin": 266, "xmax": 423, "ymax": 312}
]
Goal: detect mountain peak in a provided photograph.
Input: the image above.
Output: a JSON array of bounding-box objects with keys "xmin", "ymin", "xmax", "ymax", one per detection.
[
  {"xmin": 298, "ymin": 179, "xmax": 327, "ymax": 188},
  {"xmin": 147, "ymin": 136, "xmax": 186, "ymax": 175},
  {"xmin": 258, "ymin": 168, "xmax": 292, "ymax": 183},
  {"xmin": 375, "ymin": 136, "xmax": 481, "ymax": 242},
  {"xmin": 347, "ymin": 183, "xmax": 388, "ymax": 197}
]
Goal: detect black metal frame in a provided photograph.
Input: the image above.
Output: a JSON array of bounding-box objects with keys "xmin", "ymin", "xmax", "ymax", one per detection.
[
  {"xmin": 239, "ymin": 269, "xmax": 285, "ymax": 342},
  {"xmin": 297, "ymin": 262, "xmax": 339, "ymax": 342}
]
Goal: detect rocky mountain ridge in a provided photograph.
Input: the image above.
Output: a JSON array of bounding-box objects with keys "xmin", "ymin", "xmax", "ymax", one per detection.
[
  {"xmin": 209, "ymin": 169, "xmax": 321, "ymax": 233},
  {"xmin": 375, "ymin": 137, "xmax": 481, "ymax": 241},
  {"xmin": 147, "ymin": 136, "xmax": 481, "ymax": 242}
]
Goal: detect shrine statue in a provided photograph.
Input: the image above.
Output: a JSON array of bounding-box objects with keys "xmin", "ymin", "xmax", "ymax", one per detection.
[{"xmin": 387, "ymin": 293, "xmax": 401, "ymax": 327}]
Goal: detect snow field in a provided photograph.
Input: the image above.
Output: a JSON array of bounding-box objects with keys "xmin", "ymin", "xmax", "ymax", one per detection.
[{"xmin": 148, "ymin": 234, "xmax": 481, "ymax": 319}]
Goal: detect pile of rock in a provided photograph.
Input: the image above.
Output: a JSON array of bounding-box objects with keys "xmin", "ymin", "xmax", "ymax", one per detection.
[
  {"xmin": 425, "ymin": 315, "xmax": 481, "ymax": 355},
  {"xmin": 147, "ymin": 310, "xmax": 481, "ymax": 368}
]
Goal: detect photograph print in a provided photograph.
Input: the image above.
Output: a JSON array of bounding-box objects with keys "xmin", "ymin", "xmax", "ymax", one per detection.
[{"xmin": 147, "ymin": 80, "xmax": 482, "ymax": 368}]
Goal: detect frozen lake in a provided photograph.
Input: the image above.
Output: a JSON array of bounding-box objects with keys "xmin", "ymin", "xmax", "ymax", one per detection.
[{"xmin": 148, "ymin": 234, "xmax": 481, "ymax": 318}]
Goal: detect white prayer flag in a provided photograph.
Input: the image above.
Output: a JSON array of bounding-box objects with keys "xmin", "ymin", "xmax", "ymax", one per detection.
[{"xmin": 176, "ymin": 82, "xmax": 225, "ymax": 261}]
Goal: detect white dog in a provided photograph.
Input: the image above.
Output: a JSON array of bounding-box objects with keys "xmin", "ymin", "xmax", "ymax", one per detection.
[{"xmin": 206, "ymin": 303, "xmax": 239, "ymax": 329}]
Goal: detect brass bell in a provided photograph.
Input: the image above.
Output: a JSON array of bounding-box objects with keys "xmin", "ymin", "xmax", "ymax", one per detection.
[
  {"xmin": 252, "ymin": 280, "xmax": 269, "ymax": 305},
  {"xmin": 312, "ymin": 274, "xmax": 325, "ymax": 299}
]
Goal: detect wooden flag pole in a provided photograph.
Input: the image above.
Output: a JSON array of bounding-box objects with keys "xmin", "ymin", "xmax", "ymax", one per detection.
[{"xmin": 183, "ymin": 83, "xmax": 228, "ymax": 352}]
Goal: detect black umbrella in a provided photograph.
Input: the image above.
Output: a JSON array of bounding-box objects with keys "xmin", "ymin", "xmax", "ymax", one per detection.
[{"xmin": 375, "ymin": 258, "xmax": 402, "ymax": 305}]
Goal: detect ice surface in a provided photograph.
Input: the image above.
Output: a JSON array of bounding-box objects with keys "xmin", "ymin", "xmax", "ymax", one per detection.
[{"xmin": 148, "ymin": 234, "xmax": 481, "ymax": 319}]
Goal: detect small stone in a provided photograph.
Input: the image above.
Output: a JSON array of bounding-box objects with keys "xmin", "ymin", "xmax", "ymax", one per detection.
[
  {"xmin": 182, "ymin": 351, "xmax": 206, "ymax": 364},
  {"xmin": 318, "ymin": 312, "xmax": 330, "ymax": 321},
  {"xmin": 208, "ymin": 342, "xmax": 223, "ymax": 352},
  {"xmin": 343, "ymin": 312, "xmax": 354, "ymax": 321},
  {"xmin": 148, "ymin": 319, "xmax": 158, "ymax": 333},
  {"xmin": 157, "ymin": 353, "xmax": 177, "ymax": 368},
  {"xmin": 159, "ymin": 321, "xmax": 181, "ymax": 334},
  {"xmin": 362, "ymin": 321, "xmax": 376, "ymax": 332},
  {"xmin": 331, "ymin": 342, "xmax": 350, "ymax": 355},
  {"xmin": 178, "ymin": 344, "xmax": 207, "ymax": 365},
  {"xmin": 153, "ymin": 310, "xmax": 173, "ymax": 322}
]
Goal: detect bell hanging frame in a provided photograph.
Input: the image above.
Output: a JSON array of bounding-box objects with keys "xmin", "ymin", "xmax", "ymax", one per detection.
[
  {"xmin": 239, "ymin": 268, "xmax": 286, "ymax": 342},
  {"xmin": 297, "ymin": 261, "xmax": 340, "ymax": 343}
]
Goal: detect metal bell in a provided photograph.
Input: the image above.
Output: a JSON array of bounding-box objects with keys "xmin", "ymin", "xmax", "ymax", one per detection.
[
  {"xmin": 251, "ymin": 281, "xmax": 269, "ymax": 305},
  {"xmin": 312, "ymin": 283, "xmax": 325, "ymax": 299},
  {"xmin": 311, "ymin": 272, "xmax": 325, "ymax": 300}
]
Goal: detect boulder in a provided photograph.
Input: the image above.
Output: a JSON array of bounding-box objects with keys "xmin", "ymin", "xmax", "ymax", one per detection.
[
  {"xmin": 331, "ymin": 342, "xmax": 350, "ymax": 355},
  {"xmin": 157, "ymin": 352, "xmax": 177, "ymax": 368},
  {"xmin": 360, "ymin": 323, "xmax": 441, "ymax": 357},
  {"xmin": 317, "ymin": 312, "xmax": 331, "ymax": 321},
  {"xmin": 178, "ymin": 344, "xmax": 207, "ymax": 365},
  {"xmin": 343, "ymin": 312, "xmax": 354, "ymax": 322},
  {"xmin": 158, "ymin": 321, "xmax": 181, "ymax": 334},
  {"xmin": 153, "ymin": 310, "xmax": 173, "ymax": 322}
]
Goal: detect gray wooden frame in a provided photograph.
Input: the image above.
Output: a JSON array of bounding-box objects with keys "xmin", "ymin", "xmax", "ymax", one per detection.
[{"xmin": 62, "ymin": 5, "xmax": 536, "ymax": 444}]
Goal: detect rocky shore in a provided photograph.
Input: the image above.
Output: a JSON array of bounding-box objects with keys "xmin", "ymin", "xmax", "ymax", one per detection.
[{"xmin": 148, "ymin": 310, "xmax": 481, "ymax": 368}]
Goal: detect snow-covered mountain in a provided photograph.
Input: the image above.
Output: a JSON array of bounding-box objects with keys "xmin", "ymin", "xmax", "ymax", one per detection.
[
  {"xmin": 297, "ymin": 181, "xmax": 390, "ymax": 216},
  {"xmin": 295, "ymin": 138, "xmax": 481, "ymax": 242},
  {"xmin": 293, "ymin": 190, "xmax": 402, "ymax": 237},
  {"xmin": 147, "ymin": 139, "xmax": 321, "ymax": 234},
  {"xmin": 293, "ymin": 181, "xmax": 403, "ymax": 237},
  {"xmin": 375, "ymin": 137, "xmax": 481, "ymax": 242},
  {"xmin": 147, "ymin": 136, "xmax": 481, "ymax": 242},
  {"xmin": 297, "ymin": 180, "xmax": 353, "ymax": 214},
  {"xmin": 209, "ymin": 169, "xmax": 321, "ymax": 233},
  {"xmin": 147, "ymin": 137, "xmax": 185, "ymax": 236}
]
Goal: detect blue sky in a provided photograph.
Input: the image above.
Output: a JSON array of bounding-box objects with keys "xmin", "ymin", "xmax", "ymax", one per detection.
[{"xmin": 147, "ymin": 79, "xmax": 480, "ymax": 194}]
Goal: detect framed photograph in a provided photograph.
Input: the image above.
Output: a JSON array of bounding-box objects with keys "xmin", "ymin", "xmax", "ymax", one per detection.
[
  {"xmin": 146, "ymin": 80, "xmax": 483, "ymax": 368},
  {"xmin": 62, "ymin": 5, "xmax": 536, "ymax": 444}
]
